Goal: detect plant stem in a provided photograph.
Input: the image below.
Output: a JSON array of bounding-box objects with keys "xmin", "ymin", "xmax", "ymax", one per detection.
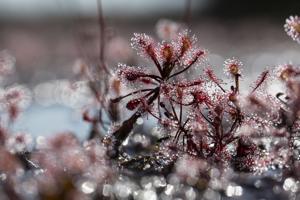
[{"xmin": 108, "ymin": 88, "xmax": 160, "ymax": 158}]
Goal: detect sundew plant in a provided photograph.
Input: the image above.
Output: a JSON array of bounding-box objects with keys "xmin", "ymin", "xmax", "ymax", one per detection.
[{"xmin": 0, "ymin": 1, "xmax": 300, "ymax": 200}]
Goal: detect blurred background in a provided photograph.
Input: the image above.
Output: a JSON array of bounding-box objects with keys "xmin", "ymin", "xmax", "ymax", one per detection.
[{"xmin": 0, "ymin": 0, "xmax": 299, "ymax": 137}]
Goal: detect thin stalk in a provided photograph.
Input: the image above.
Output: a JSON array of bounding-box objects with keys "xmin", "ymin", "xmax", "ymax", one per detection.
[
  {"xmin": 108, "ymin": 87, "xmax": 160, "ymax": 158},
  {"xmin": 234, "ymin": 74, "xmax": 240, "ymax": 93},
  {"xmin": 111, "ymin": 89, "xmax": 153, "ymax": 103},
  {"xmin": 168, "ymin": 57, "xmax": 199, "ymax": 80},
  {"xmin": 97, "ymin": 0, "xmax": 110, "ymax": 75}
]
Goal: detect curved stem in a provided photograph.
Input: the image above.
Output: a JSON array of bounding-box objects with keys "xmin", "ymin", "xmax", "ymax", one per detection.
[
  {"xmin": 168, "ymin": 58, "xmax": 198, "ymax": 80},
  {"xmin": 111, "ymin": 89, "xmax": 153, "ymax": 103},
  {"xmin": 108, "ymin": 87, "xmax": 160, "ymax": 158}
]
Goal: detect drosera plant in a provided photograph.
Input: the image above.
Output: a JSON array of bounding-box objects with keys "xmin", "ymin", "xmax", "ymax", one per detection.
[
  {"xmin": 1, "ymin": 4, "xmax": 300, "ymax": 199},
  {"xmin": 97, "ymin": 15, "xmax": 300, "ymax": 188},
  {"xmin": 96, "ymin": 15, "xmax": 300, "ymax": 197},
  {"xmin": 105, "ymin": 29, "xmax": 206, "ymax": 158},
  {"xmin": 102, "ymin": 20, "xmax": 280, "ymax": 175}
]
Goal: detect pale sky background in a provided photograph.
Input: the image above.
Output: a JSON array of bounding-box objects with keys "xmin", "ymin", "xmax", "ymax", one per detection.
[{"xmin": 0, "ymin": 0, "xmax": 206, "ymax": 20}]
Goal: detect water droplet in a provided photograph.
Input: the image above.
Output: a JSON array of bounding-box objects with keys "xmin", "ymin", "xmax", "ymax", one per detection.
[
  {"xmin": 254, "ymin": 180, "xmax": 262, "ymax": 188},
  {"xmin": 283, "ymin": 177, "xmax": 298, "ymax": 192},
  {"xmin": 136, "ymin": 117, "xmax": 144, "ymax": 125},
  {"xmin": 204, "ymin": 188, "xmax": 221, "ymax": 200},
  {"xmin": 81, "ymin": 181, "xmax": 96, "ymax": 194},
  {"xmin": 185, "ymin": 187, "xmax": 196, "ymax": 200},
  {"xmin": 103, "ymin": 184, "xmax": 112, "ymax": 197},
  {"xmin": 273, "ymin": 185, "xmax": 282, "ymax": 194},
  {"xmin": 226, "ymin": 185, "xmax": 243, "ymax": 197},
  {"xmin": 114, "ymin": 181, "xmax": 132, "ymax": 198},
  {"xmin": 153, "ymin": 176, "xmax": 166, "ymax": 188},
  {"xmin": 164, "ymin": 184, "xmax": 174, "ymax": 195},
  {"xmin": 0, "ymin": 173, "xmax": 7, "ymax": 181},
  {"xmin": 36, "ymin": 136, "xmax": 46, "ymax": 149},
  {"xmin": 135, "ymin": 189, "xmax": 157, "ymax": 200}
]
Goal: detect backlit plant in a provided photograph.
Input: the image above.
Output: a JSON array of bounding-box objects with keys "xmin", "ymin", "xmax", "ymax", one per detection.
[{"xmin": 0, "ymin": 3, "xmax": 300, "ymax": 199}]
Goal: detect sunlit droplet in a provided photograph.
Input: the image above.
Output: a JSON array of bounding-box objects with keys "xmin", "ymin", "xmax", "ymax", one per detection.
[
  {"xmin": 226, "ymin": 185, "xmax": 243, "ymax": 197},
  {"xmin": 81, "ymin": 181, "xmax": 96, "ymax": 194},
  {"xmin": 136, "ymin": 117, "xmax": 144, "ymax": 125},
  {"xmin": 283, "ymin": 178, "xmax": 298, "ymax": 192}
]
